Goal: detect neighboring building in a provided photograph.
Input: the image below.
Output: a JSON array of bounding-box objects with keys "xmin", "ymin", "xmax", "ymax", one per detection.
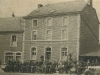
[
  {"xmin": 24, "ymin": 0, "xmax": 99, "ymax": 62},
  {"xmin": 0, "ymin": 17, "xmax": 24, "ymax": 64}
]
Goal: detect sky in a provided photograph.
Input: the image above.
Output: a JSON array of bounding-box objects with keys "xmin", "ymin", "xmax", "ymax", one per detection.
[{"xmin": 0, "ymin": 0, "xmax": 100, "ymax": 20}]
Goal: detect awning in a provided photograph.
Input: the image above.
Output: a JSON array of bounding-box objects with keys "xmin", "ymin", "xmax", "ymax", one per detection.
[{"xmin": 80, "ymin": 51, "xmax": 100, "ymax": 57}]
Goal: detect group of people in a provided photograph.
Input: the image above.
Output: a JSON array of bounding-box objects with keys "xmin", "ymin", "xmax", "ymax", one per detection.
[
  {"xmin": 3, "ymin": 59, "xmax": 88, "ymax": 74},
  {"xmin": 87, "ymin": 59, "xmax": 100, "ymax": 66},
  {"xmin": 4, "ymin": 60, "xmax": 57, "ymax": 73}
]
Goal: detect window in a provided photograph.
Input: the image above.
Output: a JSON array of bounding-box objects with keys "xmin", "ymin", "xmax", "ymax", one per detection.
[
  {"xmin": 16, "ymin": 53, "xmax": 22, "ymax": 61},
  {"xmin": 4, "ymin": 52, "xmax": 22, "ymax": 63},
  {"xmin": 5, "ymin": 52, "xmax": 14, "ymax": 63},
  {"xmin": 45, "ymin": 47, "xmax": 51, "ymax": 61},
  {"xmin": 63, "ymin": 17, "xmax": 69, "ymax": 26},
  {"xmin": 62, "ymin": 29, "xmax": 68, "ymax": 40},
  {"xmin": 46, "ymin": 30, "xmax": 52, "ymax": 40},
  {"xmin": 11, "ymin": 35, "xmax": 17, "ymax": 47},
  {"xmin": 47, "ymin": 18, "xmax": 52, "ymax": 26},
  {"xmin": 32, "ymin": 31, "xmax": 37, "ymax": 40},
  {"xmin": 31, "ymin": 47, "xmax": 37, "ymax": 60},
  {"xmin": 61, "ymin": 48, "xmax": 67, "ymax": 61},
  {"xmin": 33, "ymin": 20, "xmax": 37, "ymax": 26}
]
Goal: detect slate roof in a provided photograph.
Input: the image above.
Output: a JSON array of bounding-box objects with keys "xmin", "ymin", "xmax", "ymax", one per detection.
[
  {"xmin": 25, "ymin": 1, "xmax": 87, "ymax": 18},
  {"xmin": 0, "ymin": 17, "xmax": 24, "ymax": 32}
]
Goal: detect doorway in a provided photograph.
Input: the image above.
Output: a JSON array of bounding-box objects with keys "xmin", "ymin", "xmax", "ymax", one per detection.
[{"xmin": 45, "ymin": 47, "xmax": 51, "ymax": 61}]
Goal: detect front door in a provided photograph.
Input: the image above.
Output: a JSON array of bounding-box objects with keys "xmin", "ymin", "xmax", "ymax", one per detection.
[{"xmin": 45, "ymin": 47, "xmax": 51, "ymax": 61}]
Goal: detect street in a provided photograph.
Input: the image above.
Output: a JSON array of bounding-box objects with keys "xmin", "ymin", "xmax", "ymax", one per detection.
[{"xmin": 0, "ymin": 73, "xmax": 82, "ymax": 75}]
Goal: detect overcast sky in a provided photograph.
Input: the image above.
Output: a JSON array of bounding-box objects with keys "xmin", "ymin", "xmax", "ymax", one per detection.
[{"xmin": 0, "ymin": 0, "xmax": 100, "ymax": 20}]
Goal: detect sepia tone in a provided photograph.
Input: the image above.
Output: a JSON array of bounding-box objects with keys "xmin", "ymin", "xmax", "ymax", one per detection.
[{"xmin": 0, "ymin": 0, "xmax": 100, "ymax": 75}]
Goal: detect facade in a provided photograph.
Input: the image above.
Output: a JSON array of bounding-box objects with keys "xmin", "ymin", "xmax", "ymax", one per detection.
[
  {"xmin": 23, "ymin": 0, "xmax": 99, "ymax": 62},
  {"xmin": 0, "ymin": 0, "xmax": 99, "ymax": 64},
  {"xmin": 0, "ymin": 17, "xmax": 24, "ymax": 64}
]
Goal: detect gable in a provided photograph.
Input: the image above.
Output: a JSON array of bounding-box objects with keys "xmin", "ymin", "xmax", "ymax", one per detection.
[{"xmin": 81, "ymin": 4, "xmax": 99, "ymax": 40}]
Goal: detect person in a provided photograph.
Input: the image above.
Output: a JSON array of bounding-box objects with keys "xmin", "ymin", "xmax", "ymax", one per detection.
[
  {"xmin": 87, "ymin": 60, "xmax": 90, "ymax": 66},
  {"xmin": 84, "ymin": 69, "xmax": 94, "ymax": 75},
  {"xmin": 91, "ymin": 60, "xmax": 95, "ymax": 66},
  {"xmin": 95, "ymin": 59, "xmax": 99, "ymax": 66}
]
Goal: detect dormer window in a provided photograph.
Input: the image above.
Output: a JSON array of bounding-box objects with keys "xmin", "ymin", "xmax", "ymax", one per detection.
[
  {"xmin": 11, "ymin": 35, "xmax": 17, "ymax": 47},
  {"xmin": 47, "ymin": 18, "xmax": 52, "ymax": 26},
  {"xmin": 33, "ymin": 19, "xmax": 37, "ymax": 26}
]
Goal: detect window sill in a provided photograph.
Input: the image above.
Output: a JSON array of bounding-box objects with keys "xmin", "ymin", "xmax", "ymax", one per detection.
[{"xmin": 10, "ymin": 46, "xmax": 17, "ymax": 48}]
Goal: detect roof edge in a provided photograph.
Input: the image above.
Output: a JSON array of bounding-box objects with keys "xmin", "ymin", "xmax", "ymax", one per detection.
[{"xmin": 24, "ymin": 11, "xmax": 81, "ymax": 19}]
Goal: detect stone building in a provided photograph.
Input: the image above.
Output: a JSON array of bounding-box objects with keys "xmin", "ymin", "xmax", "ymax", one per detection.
[
  {"xmin": 23, "ymin": 0, "xmax": 99, "ymax": 62},
  {"xmin": 0, "ymin": 0, "xmax": 99, "ymax": 65}
]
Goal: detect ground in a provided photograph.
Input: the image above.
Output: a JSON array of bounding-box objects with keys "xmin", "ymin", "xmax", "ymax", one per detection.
[
  {"xmin": 0, "ymin": 68, "xmax": 80, "ymax": 75},
  {"xmin": 0, "ymin": 73, "xmax": 80, "ymax": 75}
]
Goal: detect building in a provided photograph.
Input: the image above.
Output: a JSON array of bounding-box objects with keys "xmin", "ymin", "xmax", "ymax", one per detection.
[
  {"xmin": 0, "ymin": 0, "xmax": 99, "ymax": 65},
  {"xmin": 0, "ymin": 17, "xmax": 24, "ymax": 64},
  {"xmin": 23, "ymin": 0, "xmax": 99, "ymax": 62}
]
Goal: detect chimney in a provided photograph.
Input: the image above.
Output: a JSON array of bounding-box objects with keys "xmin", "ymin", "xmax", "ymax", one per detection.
[
  {"xmin": 12, "ymin": 12, "xmax": 15, "ymax": 17},
  {"xmin": 86, "ymin": 0, "xmax": 92, "ymax": 7},
  {"xmin": 38, "ymin": 4, "xmax": 43, "ymax": 8}
]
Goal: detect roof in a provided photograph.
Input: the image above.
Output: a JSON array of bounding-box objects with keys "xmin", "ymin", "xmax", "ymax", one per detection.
[
  {"xmin": 80, "ymin": 45, "xmax": 100, "ymax": 57},
  {"xmin": 25, "ymin": 1, "xmax": 87, "ymax": 18},
  {"xmin": 0, "ymin": 17, "xmax": 24, "ymax": 32},
  {"xmin": 80, "ymin": 51, "xmax": 100, "ymax": 57}
]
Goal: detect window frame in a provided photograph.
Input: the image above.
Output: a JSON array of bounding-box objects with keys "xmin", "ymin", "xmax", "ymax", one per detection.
[
  {"xmin": 31, "ymin": 30, "xmax": 37, "ymax": 41},
  {"xmin": 30, "ymin": 47, "xmax": 37, "ymax": 60},
  {"xmin": 10, "ymin": 34, "xmax": 17, "ymax": 47},
  {"xmin": 61, "ymin": 29, "xmax": 68, "ymax": 40},
  {"xmin": 4, "ymin": 51, "xmax": 22, "ymax": 64},
  {"xmin": 60, "ymin": 47, "xmax": 68, "ymax": 61},
  {"xmin": 62, "ymin": 16, "xmax": 69, "ymax": 26},
  {"xmin": 44, "ymin": 46, "xmax": 52, "ymax": 61},
  {"xmin": 32, "ymin": 19, "xmax": 38, "ymax": 28},
  {"xmin": 46, "ymin": 17, "xmax": 53, "ymax": 27},
  {"xmin": 46, "ymin": 29, "xmax": 52, "ymax": 40}
]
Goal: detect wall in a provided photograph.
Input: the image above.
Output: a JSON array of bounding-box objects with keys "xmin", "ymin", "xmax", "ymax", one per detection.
[
  {"xmin": 24, "ymin": 14, "xmax": 80, "ymax": 61},
  {"xmin": 0, "ymin": 32, "xmax": 23, "ymax": 64}
]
